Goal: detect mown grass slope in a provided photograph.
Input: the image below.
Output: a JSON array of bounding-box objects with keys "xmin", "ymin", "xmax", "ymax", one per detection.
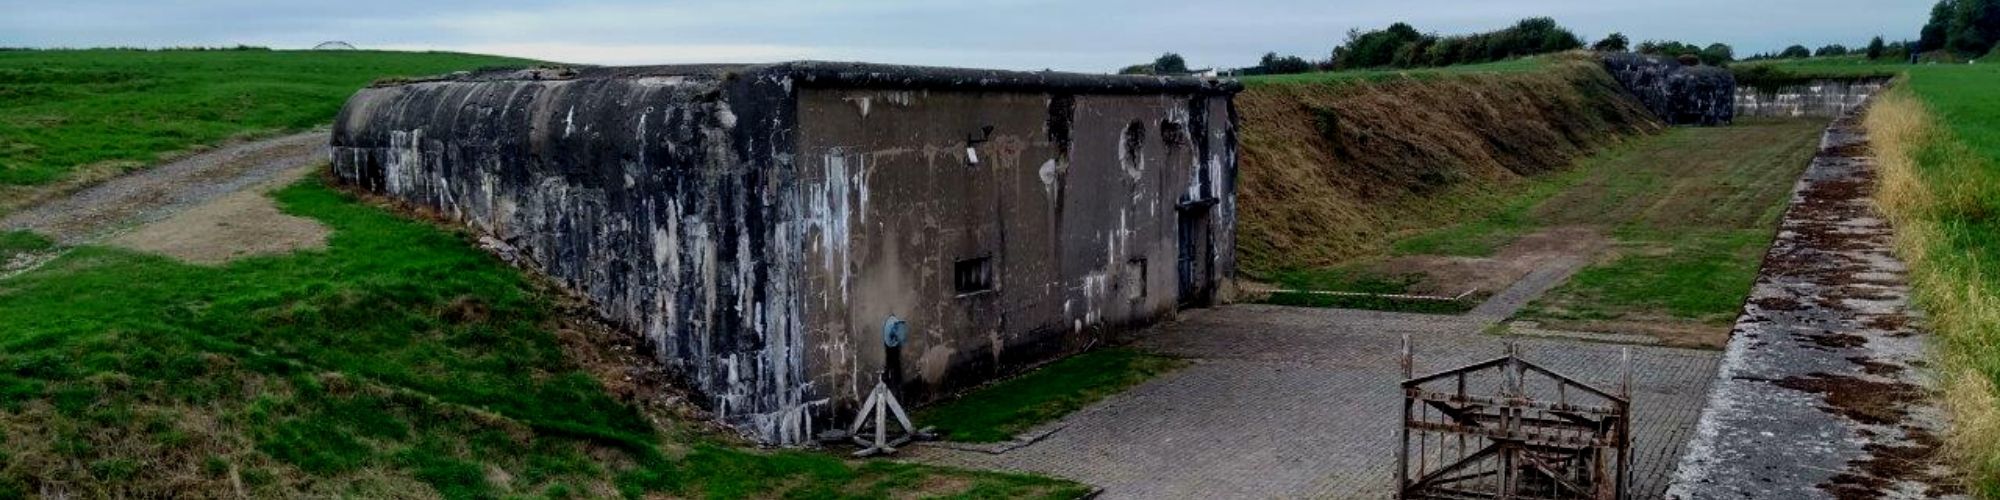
[
  {"xmin": 1233, "ymin": 54, "xmax": 1662, "ymax": 275},
  {"xmin": 0, "ymin": 48, "xmax": 530, "ymax": 188},
  {"xmin": 1237, "ymin": 56, "xmax": 1551, "ymax": 86},
  {"xmin": 1505, "ymin": 119, "xmax": 1825, "ymax": 343},
  {"xmin": 0, "ymin": 178, "xmax": 1084, "ymax": 498}
]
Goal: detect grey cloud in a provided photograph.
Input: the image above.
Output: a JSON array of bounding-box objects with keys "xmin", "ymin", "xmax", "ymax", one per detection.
[{"xmin": 0, "ymin": 0, "xmax": 1933, "ymax": 71}]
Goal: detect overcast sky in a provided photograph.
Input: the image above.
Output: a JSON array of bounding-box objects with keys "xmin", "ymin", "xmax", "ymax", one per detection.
[{"xmin": 0, "ymin": 0, "xmax": 1930, "ymax": 72}]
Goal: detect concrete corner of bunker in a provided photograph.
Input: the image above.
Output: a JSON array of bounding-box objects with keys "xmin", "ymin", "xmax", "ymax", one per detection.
[{"xmin": 1599, "ymin": 52, "xmax": 1738, "ymax": 126}]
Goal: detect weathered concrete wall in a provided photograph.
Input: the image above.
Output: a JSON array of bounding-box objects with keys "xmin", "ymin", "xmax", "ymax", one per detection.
[
  {"xmin": 1602, "ymin": 53, "xmax": 1736, "ymax": 126},
  {"xmin": 331, "ymin": 67, "xmax": 818, "ymax": 442},
  {"xmin": 330, "ymin": 63, "xmax": 1238, "ymax": 445},
  {"xmin": 793, "ymin": 89, "xmax": 1237, "ymax": 409},
  {"xmin": 1735, "ymin": 78, "xmax": 1887, "ymax": 118}
]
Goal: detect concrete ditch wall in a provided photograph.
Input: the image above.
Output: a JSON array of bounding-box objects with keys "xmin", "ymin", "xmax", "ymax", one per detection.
[
  {"xmin": 330, "ymin": 63, "xmax": 1239, "ymax": 445},
  {"xmin": 1601, "ymin": 53, "xmax": 1737, "ymax": 126},
  {"xmin": 1735, "ymin": 78, "xmax": 1888, "ymax": 118}
]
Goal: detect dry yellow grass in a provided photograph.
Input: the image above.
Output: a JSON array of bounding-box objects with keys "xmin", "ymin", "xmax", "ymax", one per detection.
[{"xmin": 1865, "ymin": 84, "xmax": 2000, "ymax": 495}]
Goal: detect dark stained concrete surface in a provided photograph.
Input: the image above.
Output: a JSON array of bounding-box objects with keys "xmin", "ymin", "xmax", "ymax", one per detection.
[
  {"xmin": 1667, "ymin": 96, "xmax": 1962, "ymax": 499},
  {"xmin": 330, "ymin": 62, "xmax": 1240, "ymax": 444},
  {"xmin": 1603, "ymin": 53, "xmax": 1737, "ymax": 126}
]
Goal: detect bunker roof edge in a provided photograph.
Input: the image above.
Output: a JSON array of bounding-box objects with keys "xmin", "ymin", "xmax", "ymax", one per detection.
[{"xmin": 373, "ymin": 60, "xmax": 1243, "ymax": 95}]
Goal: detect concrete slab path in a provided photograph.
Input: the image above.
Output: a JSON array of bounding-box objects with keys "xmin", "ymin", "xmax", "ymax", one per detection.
[{"xmin": 1666, "ymin": 106, "xmax": 1962, "ymax": 498}]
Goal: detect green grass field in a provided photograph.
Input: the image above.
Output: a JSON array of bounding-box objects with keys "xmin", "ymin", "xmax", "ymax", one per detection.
[
  {"xmin": 0, "ymin": 48, "xmax": 531, "ymax": 187},
  {"xmin": 914, "ymin": 349, "xmax": 1184, "ymax": 443},
  {"xmin": 1508, "ymin": 120, "xmax": 1824, "ymax": 333},
  {"xmin": 0, "ymin": 177, "xmax": 1083, "ymax": 498},
  {"xmin": 1237, "ymin": 55, "xmax": 1551, "ymax": 86}
]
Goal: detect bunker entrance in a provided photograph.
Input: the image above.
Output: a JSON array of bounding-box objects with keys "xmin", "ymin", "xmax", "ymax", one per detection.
[
  {"xmin": 1177, "ymin": 201, "xmax": 1217, "ymax": 308},
  {"xmin": 1398, "ymin": 340, "xmax": 1633, "ymax": 500}
]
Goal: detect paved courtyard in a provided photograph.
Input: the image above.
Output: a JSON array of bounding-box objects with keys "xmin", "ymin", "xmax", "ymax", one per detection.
[{"xmin": 912, "ymin": 304, "xmax": 1721, "ymax": 499}]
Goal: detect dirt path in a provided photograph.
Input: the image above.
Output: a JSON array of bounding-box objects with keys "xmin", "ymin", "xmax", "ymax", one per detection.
[
  {"xmin": 1375, "ymin": 226, "xmax": 1606, "ymax": 300},
  {"xmin": 1465, "ymin": 254, "xmax": 1588, "ymax": 320},
  {"xmin": 1667, "ymin": 107, "xmax": 1962, "ymax": 498},
  {"xmin": 0, "ymin": 131, "xmax": 330, "ymax": 268}
]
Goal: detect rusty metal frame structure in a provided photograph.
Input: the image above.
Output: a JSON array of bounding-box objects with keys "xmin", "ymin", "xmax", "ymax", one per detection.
[{"xmin": 1397, "ymin": 337, "xmax": 1632, "ymax": 500}]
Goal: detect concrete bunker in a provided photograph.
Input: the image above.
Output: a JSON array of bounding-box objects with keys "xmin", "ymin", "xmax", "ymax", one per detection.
[
  {"xmin": 329, "ymin": 62, "xmax": 1242, "ymax": 445},
  {"xmin": 1601, "ymin": 53, "xmax": 1737, "ymax": 126}
]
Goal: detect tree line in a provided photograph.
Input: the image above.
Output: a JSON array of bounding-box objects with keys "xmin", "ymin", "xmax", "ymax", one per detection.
[
  {"xmin": 1334, "ymin": 17, "xmax": 1585, "ymax": 70},
  {"xmin": 1221, "ymin": 18, "xmax": 1586, "ymax": 76},
  {"xmin": 1123, "ymin": 2, "xmax": 2000, "ymax": 77},
  {"xmin": 1919, "ymin": 0, "xmax": 2000, "ymax": 57}
]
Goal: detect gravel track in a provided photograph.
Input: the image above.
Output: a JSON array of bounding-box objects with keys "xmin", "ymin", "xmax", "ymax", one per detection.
[{"xmin": 1, "ymin": 131, "xmax": 328, "ymax": 244}]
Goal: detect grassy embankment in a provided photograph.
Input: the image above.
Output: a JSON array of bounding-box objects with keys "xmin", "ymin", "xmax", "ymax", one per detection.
[
  {"xmin": 1817, "ymin": 59, "xmax": 2000, "ymax": 497},
  {"xmin": 1296, "ymin": 119, "xmax": 1822, "ymax": 344},
  {"xmin": 1500, "ymin": 119, "xmax": 1823, "ymax": 344},
  {"xmin": 0, "ymin": 177, "xmax": 1084, "ymax": 498},
  {"xmin": 1233, "ymin": 54, "xmax": 1661, "ymax": 312},
  {"xmin": 0, "ymin": 48, "xmax": 534, "ymax": 214},
  {"xmin": 1237, "ymin": 52, "xmax": 1826, "ymax": 342},
  {"xmin": 913, "ymin": 349, "xmax": 1184, "ymax": 443},
  {"xmin": 1236, "ymin": 56, "xmax": 1550, "ymax": 86}
]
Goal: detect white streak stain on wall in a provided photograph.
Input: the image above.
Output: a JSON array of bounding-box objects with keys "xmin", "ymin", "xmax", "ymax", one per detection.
[{"xmin": 351, "ymin": 79, "xmax": 825, "ymax": 445}]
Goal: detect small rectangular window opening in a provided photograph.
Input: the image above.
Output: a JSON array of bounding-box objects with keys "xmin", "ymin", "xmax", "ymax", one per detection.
[{"xmin": 954, "ymin": 257, "xmax": 994, "ymax": 295}]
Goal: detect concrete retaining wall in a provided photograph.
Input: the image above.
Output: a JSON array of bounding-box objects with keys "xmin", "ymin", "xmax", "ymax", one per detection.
[{"xmin": 1735, "ymin": 78, "xmax": 1888, "ymax": 118}]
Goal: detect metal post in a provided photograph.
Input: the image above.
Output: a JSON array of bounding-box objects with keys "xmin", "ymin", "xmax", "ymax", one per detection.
[
  {"xmin": 874, "ymin": 384, "xmax": 889, "ymax": 451},
  {"xmin": 1400, "ymin": 333, "xmax": 1413, "ymax": 379},
  {"xmin": 1619, "ymin": 348, "xmax": 1632, "ymax": 400},
  {"xmin": 1397, "ymin": 332, "xmax": 1412, "ymax": 499}
]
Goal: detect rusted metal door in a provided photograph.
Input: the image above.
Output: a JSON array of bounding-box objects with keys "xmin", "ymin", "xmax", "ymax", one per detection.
[{"xmin": 1398, "ymin": 341, "xmax": 1632, "ymax": 500}]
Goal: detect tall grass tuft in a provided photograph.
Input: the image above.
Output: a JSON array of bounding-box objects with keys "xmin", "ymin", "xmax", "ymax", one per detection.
[{"xmin": 1866, "ymin": 84, "xmax": 2000, "ymax": 497}]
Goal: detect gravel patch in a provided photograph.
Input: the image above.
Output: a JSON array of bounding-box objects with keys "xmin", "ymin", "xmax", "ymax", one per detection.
[
  {"xmin": 1, "ymin": 131, "xmax": 327, "ymax": 244},
  {"xmin": 0, "ymin": 131, "xmax": 327, "ymax": 270},
  {"xmin": 104, "ymin": 165, "xmax": 328, "ymax": 264}
]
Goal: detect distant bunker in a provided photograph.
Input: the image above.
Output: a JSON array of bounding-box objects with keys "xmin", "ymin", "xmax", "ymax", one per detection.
[
  {"xmin": 330, "ymin": 62, "xmax": 1242, "ymax": 445},
  {"xmin": 1602, "ymin": 52, "xmax": 1737, "ymax": 126}
]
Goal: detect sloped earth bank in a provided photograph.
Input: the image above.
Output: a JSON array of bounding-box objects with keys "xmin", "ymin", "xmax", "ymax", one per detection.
[
  {"xmin": 1667, "ymin": 106, "xmax": 1962, "ymax": 498},
  {"xmin": 1234, "ymin": 57, "xmax": 1662, "ymax": 274}
]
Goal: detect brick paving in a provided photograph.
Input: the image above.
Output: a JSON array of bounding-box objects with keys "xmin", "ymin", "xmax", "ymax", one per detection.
[{"xmin": 912, "ymin": 305, "xmax": 1720, "ymax": 499}]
